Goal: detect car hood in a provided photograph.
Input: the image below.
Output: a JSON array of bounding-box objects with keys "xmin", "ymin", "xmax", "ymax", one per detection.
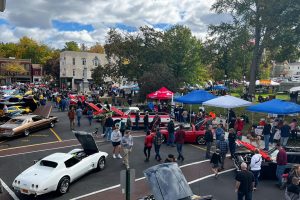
[
  {"xmin": 15, "ymin": 165, "xmax": 54, "ymax": 185},
  {"xmin": 0, "ymin": 123, "xmax": 18, "ymax": 130},
  {"xmin": 32, "ymin": 103, "xmax": 52, "ymax": 118},
  {"xmin": 74, "ymin": 131, "xmax": 99, "ymax": 154}
]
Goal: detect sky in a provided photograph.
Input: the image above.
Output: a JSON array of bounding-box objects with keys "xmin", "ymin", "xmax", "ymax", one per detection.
[{"xmin": 0, "ymin": 0, "xmax": 231, "ymax": 49}]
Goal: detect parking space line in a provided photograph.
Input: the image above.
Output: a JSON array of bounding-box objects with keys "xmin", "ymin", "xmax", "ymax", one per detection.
[
  {"xmin": 50, "ymin": 128, "xmax": 62, "ymax": 142},
  {"xmin": 70, "ymin": 160, "xmax": 232, "ymax": 200},
  {"xmin": 0, "ymin": 139, "xmax": 77, "ymax": 152},
  {"xmin": 190, "ymin": 144, "xmax": 207, "ymax": 151},
  {"xmin": 0, "ymin": 178, "xmax": 20, "ymax": 200}
]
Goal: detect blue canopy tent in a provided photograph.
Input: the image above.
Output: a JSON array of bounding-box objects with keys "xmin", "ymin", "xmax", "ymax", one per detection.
[
  {"xmin": 212, "ymin": 85, "xmax": 228, "ymax": 91},
  {"xmin": 174, "ymin": 90, "xmax": 216, "ymax": 123},
  {"xmin": 247, "ymin": 99, "xmax": 300, "ymax": 114},
  {"xmin": 174, "ymin": 90, "xmax": 216, "ymax": 104}
]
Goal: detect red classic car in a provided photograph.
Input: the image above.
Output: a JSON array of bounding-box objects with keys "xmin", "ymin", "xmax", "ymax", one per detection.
[{"xmin": 152, "ymin": 123, "xmax": 207, "ymax": 145}]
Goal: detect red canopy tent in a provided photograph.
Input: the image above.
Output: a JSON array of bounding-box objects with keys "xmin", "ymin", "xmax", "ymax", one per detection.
[{"xmin": 147, "ymin": 87, "xmax": 174, "ymax": 100}]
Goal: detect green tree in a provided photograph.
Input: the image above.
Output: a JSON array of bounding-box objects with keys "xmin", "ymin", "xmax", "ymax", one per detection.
[
  {"xmin": 89, "ymin": 42, "xmax": 105, "ymax": 54},
  {"xmin": 43, "ymin": 50, "xmax": 60, "ymax": 81},
  {"xmin": 63, "ymin": 41, "xmax": 80, "ymax": 51},
  {"xmin": 211, "ymin": 0, "xmax": 300, "ymax": 95},
  {"xmin": 91, "ymin": 64, "xmax": 108, "ymax": 85}
]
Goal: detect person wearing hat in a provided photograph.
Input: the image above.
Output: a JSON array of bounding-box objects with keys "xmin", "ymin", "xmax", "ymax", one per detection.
[
  {"xmin": 164, "ymin": 154, "xmax": 176, "ymax": 163},
  {"xmin": 210, "ymin": 149, "xmax": 221, "ymax": 178}
]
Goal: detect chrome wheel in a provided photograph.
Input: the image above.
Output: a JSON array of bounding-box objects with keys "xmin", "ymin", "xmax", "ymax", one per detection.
[
  {"xmin": 59, "ymin": 177, "xmax": 70, "ymax": 194},
  {"xmin": 97, "ymin": 157, "xmax": 105, "ymax": 171},
  {"xmin": 196, "ymin": 136, "xmax": 205, "ymax": 145},
  {"xmin": 24, "ymin": 129, "xmax": 30, "ymax": 136},
  {"xmin": 50, "ymin": 122, "xmax": 55, "ymax": 128}
]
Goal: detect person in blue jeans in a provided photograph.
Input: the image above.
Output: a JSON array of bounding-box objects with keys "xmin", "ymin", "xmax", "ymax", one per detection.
[
  {"xmin": 275, "ymin": 143, "xmax": 287, "ymax": 188},
  {"xmin": 167, "ymin": 120, "xmax": 175, "ymax": 147},
  {"xmin": 250, "ymin": 149, "xmax": 262, "ymax": 190},
  {"xmin": 104, "ymin": 114, "xmax": 114, "ymax": 141},
  {"xmin": 153, "ymin": 128, "xmax": 162, "ymax": 161},
  {"xmin": 262, "ymin": 121, "xmax": 271, "ymax": 151},
  {"xmin": 76, "ymin": 107, "xmax": 83, "ymax": 127}
]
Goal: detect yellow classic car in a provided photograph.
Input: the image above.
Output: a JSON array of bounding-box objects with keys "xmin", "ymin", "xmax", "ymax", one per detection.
[{"xmin": 7, "ymin": 106, "xmax": 32, "ymax": 114}]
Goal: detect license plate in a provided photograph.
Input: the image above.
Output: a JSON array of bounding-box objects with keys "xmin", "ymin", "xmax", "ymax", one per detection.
[{"xmin": 21, "ymin": 189, "xmax": 28, "ymax": 194}]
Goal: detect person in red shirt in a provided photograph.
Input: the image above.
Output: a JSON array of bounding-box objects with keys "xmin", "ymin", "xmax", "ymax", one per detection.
[
  {"xmin": 144, "ymin": 130, "xmax": 153, "ymax": 162},
  {"xmin": 276, "ymin": 143, "xmax": 287, "ymax": 188},
  {"xmin": 175, "ymin": 124, "xmax": 186, "ymax": 161},
  {"xmin": 235, "ymin": 117, "xmax": 245, "ymax": 140}
]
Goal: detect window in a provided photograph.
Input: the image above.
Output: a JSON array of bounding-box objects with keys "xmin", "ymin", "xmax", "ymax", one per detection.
[
  {"xmin": 82, "ymin": 58, "xmax": 86, "ymax": 65},
  {"xmin": 73, "ymin": 58, "xmax": 76, "ymax": 65},
  {"xmin": 73, "ymin": 69, "xmax": 75, "ymax": 76},
  {"xmin": 40, "ymin": 160, "xmax": 58, "ymax": 168},
  {"xmin": 93, "ymin": 57, "xmax": 99, "ymax": 66},
  {"xmin": 65, "ymin": 157, "xmax": 80, "ymax": 168}
]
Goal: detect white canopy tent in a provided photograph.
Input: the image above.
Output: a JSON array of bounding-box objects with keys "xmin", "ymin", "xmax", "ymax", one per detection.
[
  {"xmin": 290, "ymin": 86, "xmax": 300, "ymax": 92},
  {"xmin": 203, "ymin": 95, "xmax": 252, "ymax": 130}
]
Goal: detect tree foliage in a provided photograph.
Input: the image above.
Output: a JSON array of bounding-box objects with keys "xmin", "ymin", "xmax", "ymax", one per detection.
[
  {"xmin": 210, "ymin": 0, "xmax": 300, "ymax": 94},
  {"xmin": 63, "ymin": 41, "xmax": 80, "ymax": 51}
]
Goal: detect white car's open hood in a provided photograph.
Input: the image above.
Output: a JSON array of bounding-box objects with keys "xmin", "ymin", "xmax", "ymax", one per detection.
[{"xmin": 74, "ymin": 131, "xmax": 99, "ymax": 155}]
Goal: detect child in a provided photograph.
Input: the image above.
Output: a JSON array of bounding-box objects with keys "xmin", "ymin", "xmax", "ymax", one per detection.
[{"xmin": 210, "ymin": 149, "xmax": 221, "ymax": 178}]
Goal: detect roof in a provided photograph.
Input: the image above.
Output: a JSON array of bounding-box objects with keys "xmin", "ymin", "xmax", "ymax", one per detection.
[
  {"xmin": 42, "ymin": 153, "xmax": 72, "ymax": 163},
  {"xmin": 13, "ymin": 115, "xmax": 38, "ymax": 120}
]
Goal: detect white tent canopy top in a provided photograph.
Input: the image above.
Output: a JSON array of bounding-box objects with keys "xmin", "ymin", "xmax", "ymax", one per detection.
[
  {"xmin": 290, "ymin": 86, "xmax": 300, "ymax": 92},
  {"xmin": 202, "ymin": 95, "xmax": 252, "ymax": 109}
]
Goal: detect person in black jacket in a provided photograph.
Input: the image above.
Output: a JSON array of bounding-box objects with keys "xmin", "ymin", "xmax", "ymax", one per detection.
[
  {"xmin": 228, "ymin": 128, "xmax": 237, "ymax": 158},
  {"xmin": 211, "ymin": 149, "xmax": 221, "ymax": 178},
  {"xmin": 262, "ymin": 120, "xmax": 271, "ymax": 151},
  {"xmin": 204, "ymin": 125, "xmax": 214, "ymax": 159}
]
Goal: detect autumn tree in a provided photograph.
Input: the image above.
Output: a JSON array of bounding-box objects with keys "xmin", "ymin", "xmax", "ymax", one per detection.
[
  {"xmin": 211, "ymin": 0, "xmax": 300, "ymax": 95},
  {"xmin": 3, "ymin": 62, "xmax": 27, "ymax": 83},
  {"xmin": 89, "ymin": 42, "xmax": 105, "ymax": 54}
]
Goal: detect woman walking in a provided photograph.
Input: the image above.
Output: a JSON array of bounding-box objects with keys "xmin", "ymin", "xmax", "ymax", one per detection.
[
  {"xmin": 111, "ymin": 124, "xmax": 122, "ymax": 159},
  {"xmin": 144, "ymin": 130, "xmax": 153, "ymax": 162}
]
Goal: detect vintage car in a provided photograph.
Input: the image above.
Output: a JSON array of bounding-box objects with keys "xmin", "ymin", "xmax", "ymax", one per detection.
[
  {"xmin": 7, "ymin": 106, "xmax": 32, "ymax": 114},
  {"xmin": 0, "ymin": 104, "xmax": 58, "ymax": 137},
  {"xmin": 151, "ymin": 122, "xmax": 207, "ymax": 145},
  {"xmin": 12, "ymin": 131, "xmax": 108, "ymax": 196},
  {"xmin": 90, "ymin": 103, "xmax": 171, "ymax": 127},
  {"xmin": 233, "ymin": 140, "xmax": 300, "ymax": 179}
]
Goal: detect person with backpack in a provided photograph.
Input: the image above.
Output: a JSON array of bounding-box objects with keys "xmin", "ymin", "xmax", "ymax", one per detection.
[
  {"xmin": 175, "ymin": 124, "xmax": 185, "ymax": 161},
  {"xmin": 167, "ymin": 120, "xmax": 175, "ymax": 147},
  {"xmin": 153, "ymin": 127, "xmax": 163, "ymax": 161},
  {"xmin": 144, "ymin": 130, "xmax": 153, "ymax": 162},
  {"xmin": 250, "ymin": 149, "xmax": 262, "ymax": 190}
]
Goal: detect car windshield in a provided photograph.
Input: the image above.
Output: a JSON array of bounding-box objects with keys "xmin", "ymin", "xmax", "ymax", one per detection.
[
  {"xmin": 40, "ymin": 160, "xmax": 58, "ymax": 168},
  {"xmin": 7, "ymin": 118, "xmax": 25, "ymax": 125}
]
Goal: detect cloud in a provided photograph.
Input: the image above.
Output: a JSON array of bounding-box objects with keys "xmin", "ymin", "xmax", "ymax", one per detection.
[{"xmin": 1, "ymin": 0, "xmax": 218, "ymax": 49}]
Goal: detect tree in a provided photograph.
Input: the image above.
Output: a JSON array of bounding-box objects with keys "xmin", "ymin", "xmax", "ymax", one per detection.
[
  {"xmin": 211, "ymin": 0, "xmax": 300, "ymax": 95},
  {"xmin": 43, "ymin": 50, "xmax": 60, "ymax": 81},
  {"xmin": 3, "ymin": 62, "xmax": 27, "ymax": 83},
  {"xmin": 89, "ymin": 43, "xmax": 105, "ymax": 54},
  {"xmin": 63, "ymin": 41, "xmax": 80, "ymax": 51},
  {"xmin": 91, "ymin": 64, "xmax": 108, "ymax": 85}
]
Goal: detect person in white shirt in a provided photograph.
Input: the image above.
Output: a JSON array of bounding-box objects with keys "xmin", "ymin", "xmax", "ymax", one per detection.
[
  {"xmin": 111, "ymin": 124, "xmax": 122, "ymax": 159},
  {"xmin": 250, "ymin": 149, "xmax": 262, "ymax": 190}
]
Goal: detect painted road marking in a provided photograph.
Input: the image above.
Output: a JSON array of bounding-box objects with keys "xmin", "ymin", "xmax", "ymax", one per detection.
[
  {"xmin": 190, "ymin": 144, "xmax": 207, "ymax": 151},
  {"xmin": 29, "ymin": 134, "xmax": 49, "ymax": 137},
  {"xmin": 70, "ymin": 159, "xmax": 233, "ymax": 200},
  {"xmin": 0, "ymin": 139, "xmax": 77, "ymax": 152},
  {"xmin": 50, "ymin": 128, "xmax": 62, "ymax": 142},
  {"xmin": 0, "ymin": 178, "xmax": 20, "ymax": 200}
]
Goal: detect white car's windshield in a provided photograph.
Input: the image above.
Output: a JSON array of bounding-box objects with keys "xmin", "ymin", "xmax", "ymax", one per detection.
[
  {"xmin": 7, "ymin": 119, "xmax": 25, "ymax": 125},
  {"xmin": 40, "ymin": 160, "xmax": 58, "ymax": 168}
]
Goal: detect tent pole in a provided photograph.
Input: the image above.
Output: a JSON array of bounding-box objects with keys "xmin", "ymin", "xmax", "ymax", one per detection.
[
  {"xmin": 190, "ymin": 104, "xmax": 192, "ymax": 124},
  {"xmin": 227, "ymin": 108, "xmax": 230, "ymax": 132}
]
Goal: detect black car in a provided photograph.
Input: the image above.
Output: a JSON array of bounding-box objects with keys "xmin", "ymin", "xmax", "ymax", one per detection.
[{"xmin": 233, "ymin": 142, "xmax": 300, "ymax": 179}]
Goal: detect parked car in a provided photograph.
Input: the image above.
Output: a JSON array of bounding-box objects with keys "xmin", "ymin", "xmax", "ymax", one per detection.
[
  {"xmin": 151, "ymin": 123, "xmax": 207, "ymax": 145},
  {"xmin": 0, "ymin": 104, "xmax": 57, "ymax": 137},
  {"xmin": 7, "ymin": 106, "xmax": 32, "ymax": 114},
  {"xmin": 12, "ymin": 130, "xmax": 108, "ymax": 196},
  {"xmin": 233, "ymin": 140, "xmax": 300, "ymax": 179}
]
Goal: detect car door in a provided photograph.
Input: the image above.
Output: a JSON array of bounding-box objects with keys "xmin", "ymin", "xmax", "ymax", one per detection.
[
  {"xmin": 183, "ymin": 127, "xmax": 193, "ymax": 142},
  {"xmin": 65, "ymin": 157, "xmax": 89, "ymax": 181}
]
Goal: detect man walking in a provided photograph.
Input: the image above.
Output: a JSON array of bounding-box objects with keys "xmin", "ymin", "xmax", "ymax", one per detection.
[
  {"xmin": 262, "ymin": 120, "xmax": 271, "ymax": 151},
  {"xmin": 104, "ymin": 114, "xmax": 114, "ymax": 141},
  {"xmin": 281, "ymin": 121, "xmax": 291, "ymax": 147},
  {"xmin": 76, "ymin": 106, "xmax": 83, "ymax": 127},
  {"xmin": 228, "ymin": 128, "xmax": 237, "ymax": 158},
  {"xmin": 250, "ymin": 149, "xmax": 262, "ymax": 190},
  {"xmin": 217, "ymin": 134, "xmax": 228, "ymax": 170},
  {"xmin": 235, "ymin": 162, "xmax": 254, "ymax": 200},
  {"xmin": 204, "ymin": 125, "xmax": 214, "ymax": 159},
  {"xmin": 276, "ymin": 143, "xmax": 287, "ymax": 189},
  {"xmin": 68, "ymin": 106, "xmax": 75, "ymax": 130},
  {"xmin": 167, "ymin": 119, "xmax": 175, "ymax": 147},
  {"xmin": 153, "ymin": 127, "xmax": 163, "ymax": 161},
  {"xmin": 121, "ymin": 130, "xmax": 133, "ymax": 169},
  {"xmin": 175, "ymin": 124, "xmax": 185, "ymax": 161},
  {"xmin": 144, "ymin": 111, "xmax": 149, "ymax": 132}
]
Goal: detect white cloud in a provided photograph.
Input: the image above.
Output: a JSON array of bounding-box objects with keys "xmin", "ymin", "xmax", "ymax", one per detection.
[{"xmin": 1, "ymin": 0, "xmax": 228, "ymax": 49}]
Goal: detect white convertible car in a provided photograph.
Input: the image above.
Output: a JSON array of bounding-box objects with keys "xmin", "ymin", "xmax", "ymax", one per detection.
[{"xmin": 12, "ymin": 131, "xmax": 108, "ymax": 196}]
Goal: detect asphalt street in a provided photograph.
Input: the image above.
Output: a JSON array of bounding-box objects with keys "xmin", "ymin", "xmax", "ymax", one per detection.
[{"xmin": 0, "ymin": 108, "xmax": 285, "ymax": 200}]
